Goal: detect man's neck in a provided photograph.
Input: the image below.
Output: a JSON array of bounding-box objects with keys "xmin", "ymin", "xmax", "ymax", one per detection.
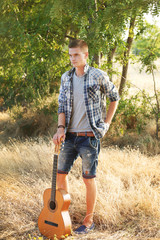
[{"xmin": 75, "ymin": 65, "xmax": 85, "ymax": 77}]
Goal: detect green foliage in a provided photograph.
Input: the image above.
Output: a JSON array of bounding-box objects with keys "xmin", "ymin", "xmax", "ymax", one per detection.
[
  {"xmin": 32, "ymin": 94, "xmax": 58, "ymax": 122},
  {"xmin": 132, "ymin": 23, "xmax": 160, "ymax": 60},
  {"xmin": 0, "ymin": 0, "xmax": 160, "ymax": 110},
  {"xmin": 111, "ymin": 90, "xmax": 152, "ymax": 135},
  {"xmin": 0, "ymin": 0, "xmax": 70, "ymax": 108},
  {"xmin": 133, "ymin": 22, "xmax": 160, "ymax": 138}
]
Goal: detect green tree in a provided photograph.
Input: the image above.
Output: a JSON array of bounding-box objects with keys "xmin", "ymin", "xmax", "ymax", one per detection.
[
  {"xmin": 136, "ymin": 24, "xmax": 160, "ymax": 139},
  {"xmin": 0, "ymin": 0, "xmax": 160, "ymax": 109},
  {"xmin": 0, "ymin": 0, "xmax": 69, "ymax": 108},
  {"xmin": 50, "ymin": 0, "xmax": 160, "ymax": 82},
  {"xmin": 118, "ymin": 0, "xmax": 160, "ymax": 95}
]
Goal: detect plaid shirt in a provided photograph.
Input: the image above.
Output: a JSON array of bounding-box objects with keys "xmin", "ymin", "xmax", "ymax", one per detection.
[{"xmin": 58, "ymin": 64, "xmax": 120, "ymax": 139}]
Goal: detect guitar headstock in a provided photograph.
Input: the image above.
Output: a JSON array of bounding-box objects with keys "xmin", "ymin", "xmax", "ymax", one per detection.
[{"xmin": 54, "ymin": 138, "xmax": 63, "ymax": 155}]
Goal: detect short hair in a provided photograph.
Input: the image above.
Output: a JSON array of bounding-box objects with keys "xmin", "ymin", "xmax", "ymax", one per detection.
[{"xmin": 68, "ymin": 39, "xmax": 88, "ymax": 52}]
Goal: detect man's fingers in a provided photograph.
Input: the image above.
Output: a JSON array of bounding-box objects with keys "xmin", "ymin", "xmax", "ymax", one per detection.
[
  {"xmin": 53, "ymin": 133, "xmax": 65, "ymax": 145},
  {"xmin": 53, "ymin": 134, "xmax": 58, "ymax": 145},
  {"xmin": 57, "ymin": 134, "xmax": 65, "ymax": 144},
  {"xmin": 61, "ymin": 134, "xmax": 65, "ymax": 142}
]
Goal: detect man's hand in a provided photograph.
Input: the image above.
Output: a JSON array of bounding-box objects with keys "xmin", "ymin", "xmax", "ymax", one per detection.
[
  {"xmin": 104, "ymin": 122, "xmax": 110, "ymax": 134},
  {"xmin": 53, "ymin": 128, "xmax": 65, "ymax": 145}
]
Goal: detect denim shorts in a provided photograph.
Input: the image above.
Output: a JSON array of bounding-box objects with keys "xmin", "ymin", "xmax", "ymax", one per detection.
[{"xmin": 58, "ymin": 133, "xmax": 100, "ymax": 179}]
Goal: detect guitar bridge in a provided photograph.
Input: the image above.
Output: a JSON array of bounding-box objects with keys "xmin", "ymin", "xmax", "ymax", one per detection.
[{"xmin": 44, "ymin": 220, "xmax": 58, "ymax": 227}]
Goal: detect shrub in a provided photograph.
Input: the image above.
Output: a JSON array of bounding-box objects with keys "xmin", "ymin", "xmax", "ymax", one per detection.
[
  {"xmin": 5, "ymin": 95, "xmax": 58, "ymax": 139},
  {"xmin": 109, "ymin": 91, "xmax": 152, "ymax": 136}
]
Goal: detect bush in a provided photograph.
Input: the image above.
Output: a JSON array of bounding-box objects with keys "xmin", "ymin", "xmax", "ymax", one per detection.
[
  {"xmin": 4, "ymin": 95, "xmax": 58, "ymax": 139},
  {"xmin": 109, "ymin": 90, "xmax": 152, "ymax": 136}
]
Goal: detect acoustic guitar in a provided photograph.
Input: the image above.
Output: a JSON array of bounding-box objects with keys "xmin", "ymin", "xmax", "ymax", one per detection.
[{"xmin": 38, "ymin": 144, "xmax": 72, "ymax": 239}]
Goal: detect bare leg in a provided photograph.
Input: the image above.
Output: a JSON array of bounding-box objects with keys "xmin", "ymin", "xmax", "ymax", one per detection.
[
  {"xmin": 57, "ymin": 173, "xmax": 69, "ymax": 192},
  {"xmin": 82, "ymin": 177, "xmax": 97, "ymax": 227}
]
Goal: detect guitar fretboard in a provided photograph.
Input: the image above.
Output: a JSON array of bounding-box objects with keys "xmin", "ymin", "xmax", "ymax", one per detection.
[{"xmin": 51, "ymin": 154, "xmax": 58, "ymax": 203}]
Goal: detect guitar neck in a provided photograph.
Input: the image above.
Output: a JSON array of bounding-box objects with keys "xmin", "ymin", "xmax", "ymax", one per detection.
[{"xmin": 51, "ymin": 154, "xmax": 58, "ymax": 203}]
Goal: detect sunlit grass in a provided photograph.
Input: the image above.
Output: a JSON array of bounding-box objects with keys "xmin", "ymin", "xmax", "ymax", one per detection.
[{"xmin": 0, "ymin": 139, "xmax": 160, "ymax": 239}]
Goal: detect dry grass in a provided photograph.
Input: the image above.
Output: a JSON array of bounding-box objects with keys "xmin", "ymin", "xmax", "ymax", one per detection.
[
  {"xmin": 102, "ymin": 131, "xmax": 160, "ymax": 156},
  {"xmin": 112, "ymin": 59, "xmax": 160, "ymax": 96},
  {"xmin": 127, "ymin": 59, "xmax": 160, "ymax": 96},
  {"xmin": 0, "ymin": 139, "xmax": 160, "ymax": 240}
]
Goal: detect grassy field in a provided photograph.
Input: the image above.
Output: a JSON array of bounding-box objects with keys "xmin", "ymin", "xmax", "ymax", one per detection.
[
  {"xmin": 0, "ymin": 60, "xmax": 160, "ymax": 239},
  {"xmin": 0, "ymin": 138, "xmax": 160, "ymax": 240}
]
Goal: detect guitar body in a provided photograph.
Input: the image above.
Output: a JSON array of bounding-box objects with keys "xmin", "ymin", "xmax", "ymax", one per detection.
[{"xmin": 38, "ymin": 188, "xmax": 72, "ymax": 239}]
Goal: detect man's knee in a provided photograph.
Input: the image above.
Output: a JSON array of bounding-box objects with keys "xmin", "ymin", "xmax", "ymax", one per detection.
[{"xmin": 83, "ymin": 177, "xmax": 96, "ymax": 186}]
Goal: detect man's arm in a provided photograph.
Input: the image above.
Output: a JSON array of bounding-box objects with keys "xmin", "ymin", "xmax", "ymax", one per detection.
[
  {"xmin": 105, "ymin": 101, "xmax": 119, "ymax": 124},
  {"xmin": 53, "ymin": 113, "xmax": 66, "ymax": 145},
  {"xmin": 104, "ymin": 101, "xmax": 119, "ymax": 133}
]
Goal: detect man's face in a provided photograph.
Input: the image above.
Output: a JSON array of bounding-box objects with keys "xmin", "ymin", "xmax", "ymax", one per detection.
[{"xmin": 69, "ymin": 47, "xmax": 88, "ymax": 68}]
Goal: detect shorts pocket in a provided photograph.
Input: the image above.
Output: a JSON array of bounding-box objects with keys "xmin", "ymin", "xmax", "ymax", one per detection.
[{"xmin": 89, "ymin": 137, "xmax": 98, "ymax": 149}]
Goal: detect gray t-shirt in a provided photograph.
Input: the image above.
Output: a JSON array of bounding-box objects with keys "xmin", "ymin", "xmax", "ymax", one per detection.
[{"xmin": 68, "ymin": 72, "xmax": 92, "ymax": 132}]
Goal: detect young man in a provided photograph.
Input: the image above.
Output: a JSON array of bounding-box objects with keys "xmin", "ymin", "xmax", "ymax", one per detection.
[{"xmin": 53, "ymin": 39, "xmax": 120, "ymax": 234}]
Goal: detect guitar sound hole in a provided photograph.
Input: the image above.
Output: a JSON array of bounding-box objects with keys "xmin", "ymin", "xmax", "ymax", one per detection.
[{"xmin": 50, "ymin": 201, "xmax": 56, "ymax": 210}]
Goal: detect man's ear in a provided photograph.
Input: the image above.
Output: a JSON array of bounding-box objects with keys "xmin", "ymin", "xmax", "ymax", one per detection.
[{"xmin": 85, "ymin": 52, "xmax": 89, "ymax": 59}]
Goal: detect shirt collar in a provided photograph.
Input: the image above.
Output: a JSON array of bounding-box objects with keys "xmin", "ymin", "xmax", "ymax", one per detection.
[
  {"xmin": 68, "ymin": 64, "xmax": 89, "ymax": 76},
  {"xmin": 84, "ymin": 64, "xmax": 89, "ymax": 73}
]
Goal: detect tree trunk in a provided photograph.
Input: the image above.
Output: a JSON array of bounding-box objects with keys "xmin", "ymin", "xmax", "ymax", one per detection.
[
  {"xmin": 119, "ymin": 16, "xmax": 136, "ymax": 96},
  {"xmin": 151, "ymin": 67, "xmax": 160, "ymax": 139},
  {"xmin": 107, "ymin": 44, "xmax": 117, "ymax": 81},
  {"xmin": 92, "ymin": 53, "xmax": 101, "ymax": 67}
]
